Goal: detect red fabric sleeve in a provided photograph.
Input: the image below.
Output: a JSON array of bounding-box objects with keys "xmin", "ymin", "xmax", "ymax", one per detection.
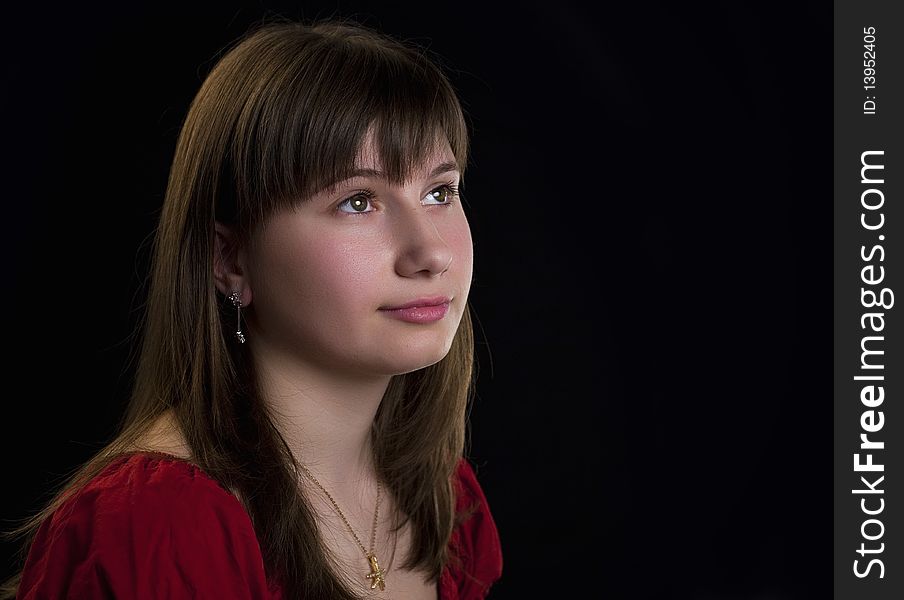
[
  {"xmin": 17, "ymin": 453, "xmax": 279, "ymax": 600},
  {"xmin": 447, "ymin": 458, "xmax": 504, "ymax": 600}
]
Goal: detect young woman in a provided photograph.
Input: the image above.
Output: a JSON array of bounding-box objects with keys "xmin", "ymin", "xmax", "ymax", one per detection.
[{"xmin": 3, "ymin": 18, "xmax": 502, "ymax": 600}]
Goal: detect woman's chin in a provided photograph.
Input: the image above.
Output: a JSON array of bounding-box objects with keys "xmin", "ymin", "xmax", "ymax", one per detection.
[{"xmin": 367, "ymin": 341, "xmax": 454, "ymax": 376}]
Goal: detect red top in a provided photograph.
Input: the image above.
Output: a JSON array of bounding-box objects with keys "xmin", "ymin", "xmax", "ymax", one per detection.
[{"xmin": 17, "ymin": 452, "xmax": 503, "ymax": 599}]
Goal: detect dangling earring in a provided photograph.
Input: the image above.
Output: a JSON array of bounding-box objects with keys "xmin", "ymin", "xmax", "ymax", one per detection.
[{"xmin": 228, "ymin": 291, "xmax": 246, "ymax": 344}]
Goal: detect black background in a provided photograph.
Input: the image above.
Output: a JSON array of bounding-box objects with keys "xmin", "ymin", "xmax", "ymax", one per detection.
[{"xmin": 2, "ymin": 2, "xmax": 828, "ymax": 599}]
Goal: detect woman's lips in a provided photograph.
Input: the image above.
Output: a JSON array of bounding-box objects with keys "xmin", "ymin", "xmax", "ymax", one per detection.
[
  {"xmin": 380, "ymin": 295, "xmax": 451, "ymax": 310},
  {"xmin": 379, "ymin": 301, "xmax": 450, "ymax": 323}
]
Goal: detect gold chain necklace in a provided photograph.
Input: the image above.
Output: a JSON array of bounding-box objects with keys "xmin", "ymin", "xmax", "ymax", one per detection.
[{"xmin": 297, "ymin": 463, "xmax": 387, "ymax": 591}]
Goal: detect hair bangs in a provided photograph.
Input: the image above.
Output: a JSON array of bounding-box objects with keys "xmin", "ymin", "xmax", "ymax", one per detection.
[{"xmin": 220, "ymin": 22, "xmax": 469, "ymax": 237}]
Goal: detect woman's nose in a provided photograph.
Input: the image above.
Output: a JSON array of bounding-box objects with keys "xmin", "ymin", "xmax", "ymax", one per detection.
[{"xmin": 391, "ymin": 203, "xmax": 454, "ymax": 278}]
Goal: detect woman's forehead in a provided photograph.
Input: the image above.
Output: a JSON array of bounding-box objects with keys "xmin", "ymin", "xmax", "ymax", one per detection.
[
  {"xmin": 310, "ymin": 127, "xmax": 458, "ymax": 198},
  {"xmin": 352, "ymin": 130, "xmax": 457, "ymax": 178},
  {"xmin": 298, "ymin": 124, "xmax": 462, "ymax": 202}
]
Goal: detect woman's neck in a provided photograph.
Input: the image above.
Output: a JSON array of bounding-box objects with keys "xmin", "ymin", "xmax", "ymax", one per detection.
[{"xmin": 252, "ymin": 343, "xmax": 392, "ymax": 500}]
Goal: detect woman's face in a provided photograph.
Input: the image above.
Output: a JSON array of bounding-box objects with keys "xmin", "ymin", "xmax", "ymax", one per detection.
[{"xmin": 243, "ymin": 132, "xmax": 473, "ymax": 377}]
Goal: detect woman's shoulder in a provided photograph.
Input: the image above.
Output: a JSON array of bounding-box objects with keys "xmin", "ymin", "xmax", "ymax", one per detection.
[
  {"xmin": 48, "ymin": 451, "xmax": 249, "ymax": 534},
  {"xmin": 74, "ymin": 451, "xmax": 244, "ymax": 518},
  {"xmin": 453, "ymin": 457, "xmax": 489, "ymax": 507},
  {"xmin": 452, "ymin": 457, "xmax": 500, "ymax": 532},
  {"xmin": 446, "ymin": 457, "xmax": 504, "ymax": 599},
  {"xmin": 17, "ymin": 452, "xmax": 277, "ymax": 600}
]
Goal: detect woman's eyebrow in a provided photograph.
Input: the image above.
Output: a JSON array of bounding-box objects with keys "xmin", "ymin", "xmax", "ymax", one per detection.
[{"xmin": 344, "ymin": 160, "xmax": 459, "ymax": 181}]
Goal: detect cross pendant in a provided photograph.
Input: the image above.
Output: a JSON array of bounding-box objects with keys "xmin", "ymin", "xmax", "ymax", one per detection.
[{"xmin": 365, "ymin": 553, "xmax": 386, "ymax": 591}]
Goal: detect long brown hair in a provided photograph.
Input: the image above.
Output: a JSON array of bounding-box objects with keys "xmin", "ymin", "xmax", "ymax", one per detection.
[{"xmin": 2, "ymin": 16, "xmax": 478, "ymax": 599}]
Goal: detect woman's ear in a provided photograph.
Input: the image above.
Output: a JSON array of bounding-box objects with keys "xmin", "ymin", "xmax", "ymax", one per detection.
[{"xmin": 214, "ymin": 221, "xmax": 252, "ymax": 307}]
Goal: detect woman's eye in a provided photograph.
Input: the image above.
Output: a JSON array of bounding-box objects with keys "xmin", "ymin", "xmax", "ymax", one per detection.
[
  {"xmin": 337, "ymin": 193, "xmax": 375, "ymax": 215},
  {"xmin": 424, "ymin": 184, "xmax": 459, "ymax": 205},
  {"xmin": 337, "ymin": 184, "xmax": 458, "ymax": 216}
]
